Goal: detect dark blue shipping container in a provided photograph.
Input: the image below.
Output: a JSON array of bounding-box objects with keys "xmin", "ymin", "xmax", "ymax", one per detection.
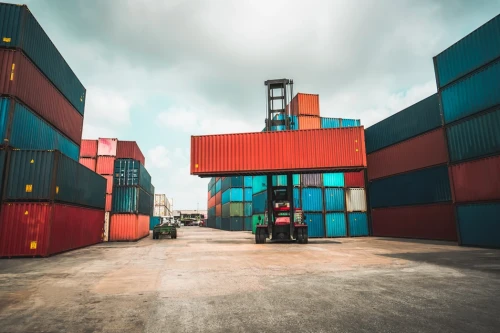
[
  {"xmin": 325, "ymin": 213, "xmax": 346, "ymax": 237},
  {"xmin": 369, "ymin": 165, "xmax": 452, "ymax": 208},
  {"xmin": 150, "ymin": 216, "xmax": 161, "ymax": 230},
  {"xmin": 4, "ymin": 150, "xmax": 105, "ymax": 209},
  {"xmin": 207, "ymin": 217, "xmax": 216, "ymax": 228},
  {"xmin": 0, "ymin": 4, "xmax": 86, "ymax": 114},
  {"xmin": 208, "ymin": 207, "xmax": 216, "ymax": 218},
  {"xmin": 0, "ymin": 98, "xmax": 79, "ymax": 161},
  {"xmin": 215, "ymin": 179, "xmax": 221, "ymax": 193},
  {"xmin": 321, "ymin": 117, "xmax": 341, "ymax": 129},
  {"xmin": 111, "ymin": 186, "xmax": 151, "ymax": 215},
  {"xmin": 244, "ymin": 188, "xmax": 252, "ymax": 202},
  {"xmin": 244, "ymin": 176, "xmax": 252, "ymax": 187},
  {"xmin": 210, "ymin": 185, "xmax": 216, "ymax": 197},
  {"xmin": 447, "ymin": 109, "xmax": 500, "ymax": 163},
  {"xmin": 434, "ymin": 15, "xmax": 500, "ymax": 88},
  {"xmin": 114, "ymin": 159, "xmax": 153, "ymax": 194},
  {"xmin": 305, "ymin": 213, "xmax": 325, "ymax": 238},
  {"xmin": 341, "ymin": 119, "xmax": 361, "ymax": 127},
  {"xmin": 457, "ymin": 202, "xmax": 500, "ymax": 248},
  {"xmin": 230, "ymin": 217, "xmax": 244, "ymax": 231},
  {"xmin": 0, "ymin": 149, "xmax": 6, "ymax": 196},
  {"xmin": 348, "ymin": 213, "xmax": 369, "ymax": 236},
  {"xmin": 441, "ymin": 59, "xmax": 500, "ymax": 124},
  {"xmin": 365, "ymin": 94, "xmax": 441, "ymax": 153},
  {"xmin": 221, "ymin": 176, "xmax": 244, "ymax": 192},
  {"xmin": 216, "ymin": 217, "xmax": 221, "ymax": 229},
  {"xmin": 221, "ymin": 218, "xmax": 230, "ymax": 231},
  {"xmin": 208, "ymin": 177, "xmax": 215, "ymax": 190},
  {"xmin": 301, "ymin": 188, "xmax": 323, "ymax": 211},
  {"xmin": 252, "ymin": 191, "xmax": 267, "ymax": 214},
  {"xmin": 244, "ymin": 217, "xmax": 252, "ymax": 231},
  {"xmin": 324, "ymin": 188, "xmax": 345, "ymax": 211}
]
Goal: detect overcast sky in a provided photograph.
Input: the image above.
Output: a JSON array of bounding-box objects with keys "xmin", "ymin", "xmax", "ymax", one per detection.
[{"xmin": 12, "ymin": 0, "xmax": 500, "ymax": 210}]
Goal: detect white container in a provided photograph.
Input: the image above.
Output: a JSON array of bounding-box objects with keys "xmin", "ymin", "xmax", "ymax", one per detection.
[
  {"xmin": 103, "ymin": 212, "xmax": 110, "ymax": 242},
  {"xmin": 346, "ymin": 188, "xmax": 367, "ymax": 212}
]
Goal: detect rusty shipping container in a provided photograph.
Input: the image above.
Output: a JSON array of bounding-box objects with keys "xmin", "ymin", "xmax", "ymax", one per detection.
[
  {"xmin": 344, "ymin": 171, "xmax": 365, "ymax": 188},
  {"xmin": 290, "ymin": 93, "xmax": 320, "ymax": 116},
  {"xmin": 96, "ymin": 156, "xmax": 115, "ymax": 175},
  {"xmin": 116, "ymin": 141, "xmax": 145, "ymax": 166},
  {"xmin": 79, "ymin": 157, "xmax": 96, "ymax": 172},
  {"xmin": 191, "ymin": 128, "xmax": 367, "ymax": 176},
  {"xmin": 298, "ymin": 116, "xmax": 321, "ymax": 130},
  {"xmin": 103, "ymin": 175, "xmax": 113, "ymax": 194},
  {"xmin": 450, "ymin": 155, "xmax": 500, "ymax": 203},
  {"xmin": 372, "ymin": 204, "xmax": 457, "ymax": 241},
  {"xmin": 0, "ymin": 202, "xmax": 104, "ymax": 257},
  {"xmin": 80, "ymin": 140, "xmax": 98, "ymax": 158},
  {"xmin": 109, "ymin": 214, "xmax": 149, "ymax": 241},
  {"xmin": 0, "ymin": 49, "xmax": 83, "ymax": 145},
  {"xmin": 97, "ymin": 138, "xmax": 118, "ymax": 156},
  {"xmin": 367, "ymin": 128, "xmax": 449, "ymax": 181}
]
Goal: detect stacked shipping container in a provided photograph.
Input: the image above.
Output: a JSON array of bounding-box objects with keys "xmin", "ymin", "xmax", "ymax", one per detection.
[{"xmin": 151, "ymin": 194, "xmax": 172, "ymax": 230}]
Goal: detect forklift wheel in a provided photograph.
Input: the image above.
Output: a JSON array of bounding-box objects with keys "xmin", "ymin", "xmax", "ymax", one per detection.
[
  {"xmin": 153, "ymin": 232, "xmax": 157, "ymax": 240},
  {"xmin": 297, "ymin": 228, "xmax": 305, "ymax": 244}
]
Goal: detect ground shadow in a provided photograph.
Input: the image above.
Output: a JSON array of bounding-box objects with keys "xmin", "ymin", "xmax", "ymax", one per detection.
[{"xmin": 374, "ymin": 237, "xmax": 458, "ymax": 247}]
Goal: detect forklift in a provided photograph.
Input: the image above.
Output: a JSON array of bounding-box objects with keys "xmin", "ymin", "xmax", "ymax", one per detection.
[{"xmin": 254, "ymin": 79, "xmax": 309, "ymax": 244}]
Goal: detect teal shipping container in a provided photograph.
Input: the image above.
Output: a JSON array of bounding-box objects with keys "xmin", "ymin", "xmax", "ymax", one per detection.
[
  {"xmin": 111, "ymin": 186, "xmax": 151, "ymax": 215},
  {"xmin": 208, "ymin": 178, "xmax": 215, "ymax": 190},
  {"xmin": 441, "ymin": 59, "xmax": 500, "ymax": 124},
  {"xmin": 325, "ymin": 213, "xmax": 347, "ymax": 237},
  {"xmin": 293, "ymin": 187, "xmax": 301, "ymax": 209},
  {"xmin": 0, "ymin": 98, "xmax": 79, "ymax": 161},
  {"xmin": 457, "ymin": 202, "xmax": 500, "ymax": 248},
  {"xmin": 305, "ymin": 213, "xmax": 325, "ymax": 238},
  {"xmin": 222, "ymin": 188, "xmax": 243, "ymax": 204},
  {"xmin": 244, "ymin": 188, "xmax": 252, "ymax": 202},
  {"xmin": 301, "ymin": 188, "xmax": 323, "ymax": 211},
  {"xmin": 341, "ymin": 119, "xmax": 361, "ymax": 127},
  {"xmin": 0, "ymin": 149, "xmax": 7, "ymax": 196},
  {"xmin": 210, "ymin": 185, "xmax": 216, "ymax": 197},
  {"xmin": 324, "ymin": 188, "xmax": 345, "ymax": 211},
  {"xmin": 348, "ymin": 212, "xmax": 369, "ymax": 236},
  {"xmin": 244, "ymin": 203, "xmax": 252, "ymax": 217},
  {"xmin": 0, "ymin": 4, "xmax": 86, "ymax": 114},
  {"xmin": 321, "ymin": 118, "xmax": 341, "ymax": 129},
  {"xmin": 222, "ymin": 176, "xmax": 244, "ymax": 191},
  {"xmin": 244, "ymin": 176, "xmax": 252, "ymax": 187},
  {"xmin": 369, "ymin": 165, "xmax": 452, "ymax": 208},
  {"xmin": 4, "ymin": 150, "xmax": 105, "ymax": 209},
  {"xmin": 434, "ymin": 15, "xmax": 500, "ymax": 88},
  {"xmin": 447, "ymin": 109, "xmax": 500, "ymax": 163},
  {"xmin": 323, "ymin": 173, "xmax": 344, "ymax": 187},
  {"xmin": 208, "ymin": 207, "xmax": 216, "ymax": 218},
  {"xmin": 272, "ymin": 174, "xmax": 300, "ymax": 186},
  {"xmin": 114, "ymin": 159, "xmax": 153, "ymax": 194},
  {"xmin": 215, "ymin": 179, "xmax": 222, "ymax": 193},
  {"xmin": 221, "ymin": 218, "xmax": 230, "ymax": 231},
  {"xmin": 252, "ymin": 191, "xmax": 267, "ymax": 214},
  {"xmin": 150, "ymin": 216, "xmax": 161, "ymax": 230},
  {"xmin": 365, "ymin": 94, "xmax": 441, "ymax": 153},
  {"xmin": 290, "ymin": 115, "xmax": 299, "ymax": 130},
  {"xmin": 216, "ymin": 217, "xmax": 221, "ymax": 229},
  {"xmin": 230, "ymin": 217, "xmax": 244, "ymax": 231},
  {"xmin": 244, "ymin": 217, "xmax": 252, "ymax": 231},
  {"xmin": 252, "ymin": 175, "xmax": 267, "ymax": 194}
]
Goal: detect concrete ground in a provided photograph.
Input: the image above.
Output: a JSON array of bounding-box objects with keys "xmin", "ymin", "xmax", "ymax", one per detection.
[{"xmin": 0, "ymin": 228, "xmax": 499, "ymax": 333}]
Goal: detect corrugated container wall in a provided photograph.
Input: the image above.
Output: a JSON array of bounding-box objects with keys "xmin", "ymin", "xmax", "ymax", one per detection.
[
  {"xmin": 111, "ymin": 186, "xmax": 151, "ymax": 215},
  {"xmin": 298, "ymin": 116, "xmax": 321, "ymax": 130},
  {"xmin": 348, "ymin": 213, "xmax": 369, "ymax": 236},
  {"xmin": 341, "ymin": 119, "xmax": 361, "ymax": 127},
  {"xmin": 324, "ymin": 188, "xmax": 345, "ymax": 211},
  {"xmin": 96, "ymin": 156, "xmax": 115, "ymax": 175},
  {"xmin": 321, "ymin": 118, "xmax": 341, "ymax": 129},
  {"xmin": 302, "ymin": 174, "xmax": 322, "ymax": 187},
  {"xmin": 252, "ymin": 191, "xmax": 267, "ymax": 214},
  {"xmin": 103, "ymin": 175, "xmax": 113, "ymax": 194},
  {"xmin": 325, "ymin": 213, "xmax": 346, "ymax": 237},
  {"xmin": 305, "ymin": 213, "xmax": 325, "ymax": 238},
  {"xmin": 80, "ymin": 140, "xmax": 98, "ymax": 158},
  {"xmin": 97, "ymin": 138, "xmax": 117, "ymax": 156},
  {"xmin": 109, "ymin": 214, "xmax": 149, "ymax": 241},
  {"xmin": 290, "ymin": 93, "xmax": 320, "ymax": 116},
  {"xmin": 116, "ymin": 141, "xmax": 145, "ymax": 166},
  {"xmin": 113, "ymin": 159, "xmax": 153, "ymax": 194},
  {"xmin": 301, "ymin": 188, "xmax": 323, "ymax": 212},
  {"xmin": 344, "ymin": 171, "xmax": 365, "ymax": 188},
  {"xmin": 346, "ymin": 188, "xmax": 367, "ymax": 212},
  {"xmin": 150, "ymin": 216, "xmax": 160, "ymax": 230},
  {"xmin": 252, "ymin": 176, "xmax": 267, "ymax": 194},
  {"xmin": 323, "ymin": 173, "xmax": 344, "ymax": 187},
  {"xmin": 0, "ymin": 149, "xmax": 6, "ymax": 190},
  {"xmin": 79, "ymin": 158, "xmax": 96, "ymax": 171},
  {"xmin": 456, "ymin": 202, "xmax": 500, "ymax": 248}
]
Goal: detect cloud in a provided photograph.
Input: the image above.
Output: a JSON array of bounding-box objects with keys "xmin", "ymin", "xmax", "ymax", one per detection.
[{"xmin": 147, "ymin": 146, "xmax": 172, "ymax": 169}]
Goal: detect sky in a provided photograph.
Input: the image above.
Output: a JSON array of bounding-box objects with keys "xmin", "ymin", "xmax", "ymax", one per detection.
[{"xmin": 11, "ymin": 0, "xmax": 500, "ymax": 210}]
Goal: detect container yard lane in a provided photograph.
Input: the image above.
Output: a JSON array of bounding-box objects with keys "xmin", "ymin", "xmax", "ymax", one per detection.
[{"xmin": 1, "ymin": 227, "xmax": 500, "ymax": 333}]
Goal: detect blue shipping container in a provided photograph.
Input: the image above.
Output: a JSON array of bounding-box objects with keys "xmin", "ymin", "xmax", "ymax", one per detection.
[
  {"xmin": 0, "ymin": 4, "xmax": 86, "ymax": 114},
  {"xmin": 0, "ymin": 98, "xmax": 79, "ymax": 160},
  {"xmin": 230, "ymin": 217, "xmax": 244, "ymax": 231},
  {"xmin": 252, "ymin": 175, "xmax": 267, "ymax": 194},
  {"xmin": 369, "ymin": 165, "xmax": 452, "ymax": 208},
  {"xmin": 290, "ymin": 115, "xmax": 299, "ymax": 130},
  {"xmin": 222, "ymin": 188, "xmax": 244, "ymax": 204},
  {"xmin": 324, "ymin": 188, "xmax": 345, "ymax": 211},
  {"xmin": 114, "ymin": 159, "xmax": 153, "ymax": 194},
  {"xmin": 244, "ymin": 217, "xmax": 252, "ymax": 231},
  {"xmin": 222, "ymin": 176, "xmax": 244, "ymax": 191},
  {"xmin": 252, "ymin": 191, "xmax": 267, "ymax": 214},
  {"xmin": 216, "ymin": 217, "xmax": 221, "ymax": 229},
  {"xmin": 323, "ymin": 173, "xmax": 344, "ymax": 187},
  {"xmin": 244, "ymin": 188, "xmax": 253, "ymax": 202},
  {"xmin": 365, "ymin": 94, "xmax": 441, "ymax": 153},
  {"xmin": 244, "ymin": 176, "xmax": 252, "ymax": 187},
  {"xmin": 0, "ymin": 150, "xmax": 6, "ymax": 193},
  {"xmin": 348, "ymin": 213, "xmax": 369, "ymax": 236},
  {"xmin": 435, "ymin": 15, "xmax": 500, "ymax": 88},
  {"xmin": 441, "ymin": 59, "xmax": 500, "ymax": 124},
  {"xmin": 293, "ymin": 187, "xmax": 301, "ymax": 209},
  {"xmin": 150, "ymin": 216, "xmax": 161, "ymax": 230},
  {"xmin": 302, "ymin": 188, "xmax": 323, "ymax": 211},
  {"xmin": 457, "ymin": 202, "xmax": 500, "ymax": 248},
  {"xmin": 321, "ymin": 117, "xmax": 341, "ymax": 129},
  {"xmin": 305, "ymin": 213, "xmax": 325, "ymax": 238},
  {"xmin": 215, "ymin": 179, "xmax": 221, "ymax": 193},
  {"xmin": 244, "ymin": 203, "xmax": 253, "ymax": 217},
  {"xmin": 111, "ymin": 186, "xmax": 151, "ymax": 215},
  {"xmin": 221, "ymin": 218, "xmax": 230, "ymax": 231},
  {"xmin": 447, "ymin": 109, "xmax": 500, "ymax": 163},
  {"xmin": 325, "ymin": 213, "xmax": 347, "ymax": 237},
  {"xmin": 341, "ymin": 119, "xmax": 361, "ymax": 127}
]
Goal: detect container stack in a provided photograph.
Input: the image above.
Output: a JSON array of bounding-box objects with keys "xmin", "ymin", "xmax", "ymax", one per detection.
[
  {"xmin": 151, "ymin": 194, "xmax": 172, "ymax": 229},
  {"xmin": 365, "ymin": 95, "xmax": 456, "ymax": 241},
  {"xmin": 433, "ymin": 15, "xmax": 500, "ymax": 248},
  {"xmin": 0, "ymin": 4, "xmax": 108, "ymax": 257}
]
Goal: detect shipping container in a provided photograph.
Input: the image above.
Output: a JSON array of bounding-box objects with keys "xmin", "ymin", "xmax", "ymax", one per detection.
[
  {"xmin": 0, "ymin": 3, "xmax": 86, "ymax": 114},
  {"xmin": 4, "ymin": 150, "xmax": 106, "ymax": 209},
  {"xmin": 252, "ymin": 191, "xmax": 267, "ymax": 214},
  {"xmin": 97, "ymin": 138, "xmax": 117, "ymax": 156},
  {"xmin": 367, "ymin": 128, "xmax": 448, "ymax": 181},
  {"xmin": 341, "ymin": 119, "xmax": 361, "ymax": 127},
  {"xmin": 113, "ymin": 159, "xmax": 153, "ymax": 194},
  {"xmin": 305, "ymin": 213, "xmax": 325, "ymax": 238},
  {"xmin": 208, "ymin": 178, "xmax": 215, "ymax": 190},
  {"xmin": 344, "ymin": 171, "xmax": 365, "ymax": 188},
  {"xmin": 302, "ymin": 173, "xmax": 322, "ymax": 187},
  {"xmin": 230, "ymin": 217, "xmax": 244, "ymax": 231},
  {"xmin": 103, "ymin": 175, "xmax": 113, "ymax": 194},
  {"xmin": 290, "ymin": 115, "xmax": 299, "ymax": 130},
  {"xmin": 447, "ymin": 109, "xmax": 500, "ymax": 163},
  {"xmin": 105, "ymin": 194, "xmax": 112, "ymax": 211},
  {"xmin": 79, "ymin": 157, "xmax": 96, "ymax": 172},
  {"xmin": 434, "ymin": 15, "xmax": 500, "ymax": 88},
  {"xmin": 323, "ymin": 173, "xmax": 344, "ymax": 187},
  {"xmin": 244, "ymin": 217, "xmax": 252, "ymax": 231},
  {"xmin": 271, "ymin": 174, "xmax": 300, "ymax": 186},
  {"xmin": 456, "ymin": 202, "xmax": 500, "ymax": 248},
  {"xmin": 440, "ymin": 59, "xmax": 500, "ymax": 124},
  {"xmin": 348, "ymin": 213, "xmax": 368, "ymax": 237},
  {"xmin": 221, "ymin": 218, "xmax": 230, "ymax": 231},
  {"xmin": 208, "ymin": 207, "xmax": 215, "ymax": 218},
  {"xmin": 155, "ymin": 194, "xmax": 167, "ymax": 206},
  {"xmin": 216, "ymin": 217, "xmax": 221, "ymax": 229},
  {"xmin": 0, "ymin": 98, "xmax": 80, "ymax": 160},
  {"xmin": 154, "ymin": 206, "xmax": 169, "ymax": 217},
  {"xmin": 450, "ymin": 155, "xmax": 500, "ymax": 203},
  {"xmin": 0, "ymin": 149, "xmax": 6, "ymax": 195},
  {"xmin": 321, "ymin": 117, "xmax": 341, "ymax": 129},
  {"xmin": 215, "ymin": 191, "xmax": 222, "ymax": 205},
  {"xmin": 244, "ymin": 176, "xmax": 253, "ymax": 187},
  {"xmin": 207, "ymin": 217, "xmax": 215, "ymax": 228},
  {"xmin": 301, "ymin": 188, "xmax": 323, "ymax": 212},
  {"xmin": 210, "ymin": 185, "xmax": 216, "ymax": 197},
  {"xmin": 346, "ymin": 188, "xmax": 367, "ymax": 212},
  {"xmin": 293, "ymin": 187, "xmax": 301, "ymax": 208},
  {"xmin": 221, "ymin": 188, "xmax": 244, "ymax": 204},
  {"xmin": 244, "ymin": 188, "xmax": 252, "ymax": 202},
  {"xmin": 244, "ymin": 203, "xmax": 252, "ymax": 217},
  {"xmin": 324, "ymin": 188, "xmax": 345, "ymax": 211},
  {"xmin": 252, "ymin": 175, "xmax": 267, "ymax": 194},
  {"xmin": 215, "ymin": 204, "xmax": 221, "ymax": 217},
  {"xmin": 290, "ymin": 93, "xmax": 320, "ymax": 116},
  {"xmin": 0, "ymin": 202, "xmax": 103, "ymax": 257},
  {"xmin": 96, "ymin": 156, "xmax": 115, "ymax": 175},
  {"xmin": 103, "ymin": 212, "xmax": 110, "ymax": 242},
  {"xmin": 252, "ymin": 214, "xmax": 264, "ymax": 234},
  {"xmin": 109, "ymin": 214, "xmax": 149, "ymax": 241},
  {"xmin": 221, "ymin": 176, "xmax": 244, "ymax": 192},
  {"xmin": 369, "ymin": 165, "xmax": 452, "ymax": 208},
  {"xmin": 372, "ymin": 204, "xmax": 457, "ymax": 241},
  {"xmin": 365, "ymin": 94, "xmax": 441, "ymax": 154},
  {"xmin": 116, "ymin": 141, "xmax": 145, "ymax": 166},
  {"xmin": 80, "ymin": 140, "xmax": 97, "ymax": 158},
  {"xmin": 111, "ymin": 186, "xmax": 151, "ymax": 215},
  {"xmin": 325, "ymin": 212, "xmax": 347, "ymax": 237},
  {"xmin": 215, "ymin": 179, "xmax": 221, "ymax": 193},
  {"xmin": 298, "ymin": 116, "xmax": 321, "ymax": 130},
  {"xmin": 0, "ymin": 50, "xmax": 83, "ymax": 145},
  {"xmin": 150, "ymin": 216, "xmax": 161, "ymax": 230},
  {"xmin": 191, "ymin": 127, "xmax": 367, "ymax": 176},
  {"xmin": 221, "ymin": 202, "xmax": 243, "ymax": 217}
]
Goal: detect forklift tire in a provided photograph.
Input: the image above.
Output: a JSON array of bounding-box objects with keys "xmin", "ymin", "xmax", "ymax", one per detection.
[
  {"xmin": 260, "ymin": 230, "xmax": 267, "ymax": 243},
  {"xmin": 297, "ymin": 228, "xmax": 305, "ymax": 244},
  {"xmin": 255, "ymin": 229, "xmax": 262, "ymax": 244},
  {"xmin": 153, "ymin": 232, "xmax": 157, "ymax": 240}
]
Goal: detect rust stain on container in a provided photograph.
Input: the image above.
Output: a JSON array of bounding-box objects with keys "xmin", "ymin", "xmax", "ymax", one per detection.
[
  {"xmin": 290, "ymin": 93, "xmax": 320, "ymax": 116},
  {"xmin": 79, "ymin": 157, "xmax": 96, "ymax": 172},
  {"xmin": 109, "ymin": 214, "xmax": 149, "ymax": 241}
]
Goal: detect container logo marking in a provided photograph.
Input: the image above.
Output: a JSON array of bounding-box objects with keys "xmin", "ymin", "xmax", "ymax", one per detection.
[
  {"xmin": 10, "ymin": 63, "xmax": 15, "ymax": 81},
  {"xmin": 24, "ymin": 211, "xmax": 28, "ymax": 215},
  {"xmin": 25, "ymin": 184, "xmax": 33, "ymax": 192},
  {"xmin": 30, "ymin": 159, "xmax": 34, "ymax": 164},
  {"xmin": 56, "ymin": 186, "xmax": 59, "ymax": 194},
  {"xmin": 2, "ymin": 37, "xmax": 11, "ymax": 43},
  {"xmin": 30, "ymin": 241, "xmax": 37, "ymax": 250}
]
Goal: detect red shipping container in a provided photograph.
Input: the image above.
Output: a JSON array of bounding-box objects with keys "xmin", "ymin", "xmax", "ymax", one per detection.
[
  {"xmin": 216, "ymin": 204, "xmax": 221, "ymax": 217},
  {"xmin": 0, "ymin": 202, "xmax": 104, "ymax": 257},
  {"xmin": 116, "ymin": 141, "xmax": 145, "ymax": 166},
  {"xmin": 372, "ymin": 204, "xmax": 457, "ymax": 241},
  {"xmin": 109, "ymin": 214, "xmax": 149, "ymax": 241},
  {"xmin": 104, "ymin": 175, "xmax": 113, "ymax": 194},
  {"xmin": 208, "ymin": 191, "xmax": 211, "ymax": 200},
  {"xmin": 96, "ymin": 156, "xmax": 115, "ymax": 175},
  {"xmin": 208, "ymin": 196, "xmax": 215, "ymax": 208},
  {"xmin": 215, "ymin": 191, "xmax": 221, "ymax": 205},
  {"xmin": 97, "ymin": 138, "xmax": 118, "ymax": 156},
  {"xmin": 290, "ymin": 93, "xmax": 320, "ymax": 116},
  {"xmin": 80, "ymin": 140, "xmax": 98, "ymax": 158},
  {"xmin": 105, "ymin": 194, "xmax": 112, "ymax": 211},
  {"xmin": 79, "ymin": 157, "xmax": 96, "ymax": 171},
  {"xmin": 344, "ymin": 170, "xmax": 365, "ymax": 188},
  {"xmin": 367, "ymin": 128, "xmax": 448, "ymax": 181},
  {"xmin": 191, "ymin": 127, "xmax": 367, "ymax": 176},
  {"xmin": 298, "ymin": 116, "xmax": 321, "ymax": 130},
  {"xmin": 450, "ymin": 155, "xmax": 500, "ymax": 203},
  {"xmin": 0, "ymin": 49, "xmax": 83, "ymax": 145}
]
